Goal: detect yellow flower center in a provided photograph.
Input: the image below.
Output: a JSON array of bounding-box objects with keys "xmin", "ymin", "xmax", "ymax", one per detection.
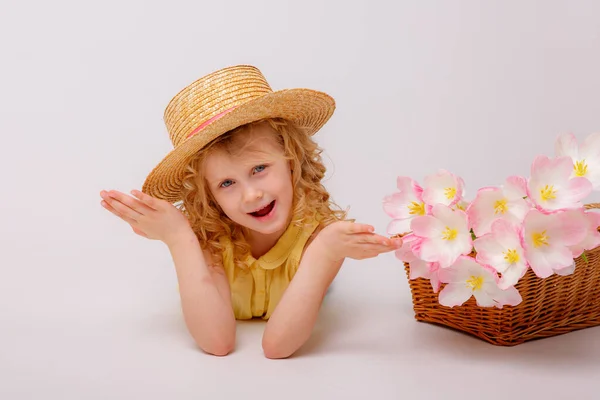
[
  {"xmin": 466, "ymin": 276, "xmax": 484, "ymax": 291},
  {"xmin": 532, "ymin": 231, "xmax": 549, "ymax": 247},
  {"xmin": 503, "ymin": 249, "xmax": 520, "ymax": 264},
  {"xmin": 442, "ymin": 227, "xmax": 458, "ymax": 241},
  {"xmin": 574, "ymin": 160, "xmax": 588, "ymax": 177},
  {"xmin": 494, "ymin": 199, "xmax": 508, "ymax": 214},
  {"xmin": 444, "ymin": 187, "xmax": 457, "ymax": 200},
  {"xmin": 408, "ymin": 201, "xmax": 426, "ymax": 215},
  {"xmin": 540, "ymin": 185, "xmax": 557, "ymax": 202}
]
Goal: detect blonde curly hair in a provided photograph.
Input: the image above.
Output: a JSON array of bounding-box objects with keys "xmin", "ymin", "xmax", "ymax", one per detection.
[{"xmin": 179, "ymin": 118, "xmax": 346, "ymax": 268}]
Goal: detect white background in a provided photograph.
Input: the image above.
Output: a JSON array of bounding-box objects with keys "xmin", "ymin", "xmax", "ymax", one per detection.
[{"xmin": 1, "ymin": 0, "xmax": 600, "ymax": 399}]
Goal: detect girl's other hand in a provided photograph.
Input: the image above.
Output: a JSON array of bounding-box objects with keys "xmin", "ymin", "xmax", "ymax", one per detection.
[
  {"xmin": 315, "ymin": 221, "xmax": 402, "ymax": 262},
  {"xmin": 100, "ymin": 189, "xmax": 192, "ymax": 246}
]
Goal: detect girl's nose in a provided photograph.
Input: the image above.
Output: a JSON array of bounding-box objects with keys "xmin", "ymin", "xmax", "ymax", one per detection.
[{"xmin": 243, "ymin": 186, "xmax": 264, "ymax": 203}]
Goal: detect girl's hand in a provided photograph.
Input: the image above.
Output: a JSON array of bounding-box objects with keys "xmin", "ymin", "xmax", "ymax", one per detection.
[
  {"xmin": 100, "ymin": 189, "xmax": 192, "ymax": 246},
  {"xmin": 315, "ymin": 221, "xmax": 402, "ymax": 262}
]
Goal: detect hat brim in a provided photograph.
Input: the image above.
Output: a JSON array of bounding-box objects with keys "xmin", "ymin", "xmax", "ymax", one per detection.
[{"xmin": 142, "ymin": 88, "xmax": 335, "ymax": 202}]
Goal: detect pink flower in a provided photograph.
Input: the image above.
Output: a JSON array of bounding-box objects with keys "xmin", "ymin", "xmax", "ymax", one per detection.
[
  {"xmin": 474, "ymin": 219, "xmax": 528, "ymax": 289},
  {"xmin": 408, "ymin": 260, "xmax": 441, "ymax": 293},
  {"xmin": 555, "ymin": 132, "xmax": 600, "ymax": 189},
  {"xmin": 522, "ymin": 209, "xmax": 588, "ymax": 278},
  {"xmin": 411, "ymin": 204, "xmax": 472, "ymax": 268},
  {"xmin": 422, "ymin": 170, "xmax": 465, "ymax": 207},
  {"xmin": 554, "ymin": 263, "xmax": 576, "ymax": 276},
  {"xmin": 393, "ymin": 233, "xmax": 419, "ymax": 262},
  {"xmin": 452, "ymin": 199, "xmax": 470, "ymax": 212},
  {"xmin": 438, "ymin": 256, "xmax": 523, "ymax": 308},
  {"xmin": 560, "ymin": 209, "xmax": 600, "ymax": 258},
  {"xmin": 466, "ymin": 176, "xmax": 530, "ymax": 237},
  {"xmin": 383, "ymin": 177, "xmax": 430, "ymax": 235},
  {"xmin": 527, "ymin": 155, "xmax": 592, "ymax": 213}
]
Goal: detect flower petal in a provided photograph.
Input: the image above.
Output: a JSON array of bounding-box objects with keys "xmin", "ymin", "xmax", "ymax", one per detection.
[
  {"xmin": 578, "ymin": 211, "xmax": 600, "ymax": 252},
  {"xmin": 422, "ymin": 170, "xmax": 463, "ymax": 207},
  {"xmin": 430, "ymin": 268, "xmax": 441, "ymax": 293},
  {"xmin": 438, "ymin": 283, "xmax": 473, "ymax": 307},
  {"xmin": 554, "ymin": 262, "xmax": 575, "ymax": 276},
  {"xmin": 411, "ymin": 215, "xmax": 444, "ymax": 238},
  {"xmin": 409, "ymin": 259, "xmax": 431, "ymax": 279},
  {"xmin": 525, "ymin": 244, "xmax": 574, "ymax": 278},
  {"xmin": 473, "ymin": 289, "xmax": 496, "ymax": 307},
  {"xmin": 498, "ymin": 263, "xmax": 528, "ymax": 289},
  {"xmin": 466, "ymin": 188, "xmax": 503, "ymax": 236},
  {"xmin": 490, "ymin": 218, "xmax": 521, "ymax": 249},
  {"xmin": 397, "ymin": 176, "xmax": 424, "ymax": 200},
  {"xmin": 383, "ymin": 177, "xmax": 425, "ymax": 220},
  {"xmin": 433, "ymin": 204, "xmax": 469, "ymax": 233},
  {"xmin": 474, "ymin": 234, "xmax": 508, "ymax": 273},
  {"xmin": 438, "ymin": 257, "xmax": 473, "ymax": 282},
  {"xmin": 412, "ymin": 207, "xmax": 473, "ymax": 268},
  {"xmin": 556, "ymin": 209, "xmax": 590, "ymax": 247},
  {"xmin": 530, "ymin": 155, "xmax": 572, "ymax": 183},
  {"xmin": 394, "ymin": 233, "xmax": 419, "ymax": 262},
  {"xmin": 554, "ymin": 133, "xmax": 579, "ymax": 159},
  {"xmin": 491, "ymin": 285, "xmax": 522, "ymax": 307},
  {"xmin": 576, "ymin": 133, "xmax": 600, "ymax": 189},
  {"xmin": 418, "ymin": 238, "xmax": 458, "ymax": 268},
  {"xmin": 580, "ymin": 132, "xmax": 600, "ymax": 159},
  {"xmin": 504, "ymin": 176, "xmax": 528, "ymax": 200},
  {"xmin": 387, "ymin": 218, "xmax": 412, "ymax": 236},
  {"xmin": 562, "ymin": 177, "xmax": 593, "ymax": 207},
  {"xmin": 506, "ymin": 198, "xmax": 530, "ymax": 224},
  {"xmin": 528, "ymin": 156, "xmax": 591, "ymax": 211},
  {"xmin": 382, "ymin": 194, "xmax": 405, "ymax": 219},
  {"xmin": 523, "ymin": 209, "xmax": 557, "ymax": 248},
  {"xmin": 581, "ymin": 159, "xmax": 600, "ymax": 190}
]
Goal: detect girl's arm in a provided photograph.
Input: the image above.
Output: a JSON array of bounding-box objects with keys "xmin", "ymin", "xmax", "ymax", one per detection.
[
  {"xmin": 262, "ymin": 221, "xmax": 401, "ymax": 359},
  {"xmin": 99, "ymin": 189, "xmax": 236, "ymax": 356},
  {"xmin": 169, "ymin": 231, "xmax": 236, "ymax": 356}
]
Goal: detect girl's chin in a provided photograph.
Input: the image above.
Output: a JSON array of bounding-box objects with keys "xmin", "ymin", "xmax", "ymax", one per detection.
[
  {"xmin": 246, "ymin": 218, "xmax": 288, "ymax": 236},
  {"xmin": 246, "ymin": 214, "xmax": 291, "ymax": 237}
]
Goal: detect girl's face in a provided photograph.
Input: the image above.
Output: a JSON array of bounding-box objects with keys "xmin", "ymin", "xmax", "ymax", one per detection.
[{"xmin": 203, "ymin": 123, "xmax": 294, "ymax": 240}]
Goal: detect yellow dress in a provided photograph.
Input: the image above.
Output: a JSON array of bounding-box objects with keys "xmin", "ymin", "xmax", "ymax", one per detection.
[{"xmin": 220, "ymin": 215, "xmax": 321, "ymax": 320}]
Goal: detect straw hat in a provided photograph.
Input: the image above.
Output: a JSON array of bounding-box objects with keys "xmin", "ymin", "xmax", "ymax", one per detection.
[{"xmin": 141, "ymin": 65, "xmax": 336, "ymax": 203}]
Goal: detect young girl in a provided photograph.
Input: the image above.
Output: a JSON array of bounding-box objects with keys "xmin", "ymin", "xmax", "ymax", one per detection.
[{"xmin": 99, "ymin": 65, "xmax": 402, "ymax": 358}]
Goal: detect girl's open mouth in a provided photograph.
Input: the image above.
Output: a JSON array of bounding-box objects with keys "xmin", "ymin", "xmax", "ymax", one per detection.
[{"xmin": 249, "ymin": 200, "xmax": 276, "ymax": 218}]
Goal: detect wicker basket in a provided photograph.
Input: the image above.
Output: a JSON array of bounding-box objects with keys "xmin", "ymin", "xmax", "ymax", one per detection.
[{"xmin": 403, "ymin": 204, "xmax": 600, "ymax": 346}]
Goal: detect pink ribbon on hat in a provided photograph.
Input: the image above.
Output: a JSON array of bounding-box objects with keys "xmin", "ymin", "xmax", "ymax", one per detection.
[{"xmin": 187, "ymin": 106, "xmax": 239, "ymax": 138}]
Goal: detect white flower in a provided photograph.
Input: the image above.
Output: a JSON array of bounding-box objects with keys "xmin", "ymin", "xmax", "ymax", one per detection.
[
  {"xmin": 438, "ymin": 256, "xmax": 522, "ymax": 308},
  {"xmin": 555, "ymin": 132, "xmax": 600, "ymax": 189}
]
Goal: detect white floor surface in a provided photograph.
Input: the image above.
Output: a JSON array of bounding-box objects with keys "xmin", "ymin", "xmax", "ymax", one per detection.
[{"xmin": 2, "ymin": 243, "xmax": 598, "ymax": 400}]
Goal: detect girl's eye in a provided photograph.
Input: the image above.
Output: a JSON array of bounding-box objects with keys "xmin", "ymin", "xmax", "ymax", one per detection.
[
  {"xmin": 220, "ymin": 180, "xmax": 233, "ymax": 188},
  {"xmin": 253, "ymin": 165, "xmax": 266, "ymax": 174}
]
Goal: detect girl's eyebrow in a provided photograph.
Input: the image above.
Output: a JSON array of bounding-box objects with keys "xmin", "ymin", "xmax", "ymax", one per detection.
[{"xmin": 206, "ymin": 173, "xmax": 230, "ymax": 186}]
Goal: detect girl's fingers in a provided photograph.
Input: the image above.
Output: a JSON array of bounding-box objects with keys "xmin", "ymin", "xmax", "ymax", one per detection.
[
  {"xmin": 103, "ymin": 190, "xmax": 153, "ymax": 216},
  {"xmin": 357, "ymin": 239, "xmax": 403, "ymax": 255},
  {"xmin": 101, "ymin": 199, "xmax": 138, "ymax": 225},
  {"xmin": 102, "ymin": 196, "xmax": 141, "ymax": 221},
  {"xmin": 131, "ymin": 189, "xmax": 161, "ymax": 210},
  {"xmin": 390, "ymin": 237, "xmax": 403, "ymax": 248},
  {"xmin": 355, "ymin": 233, "xmax": 402, "ymax": 247},
  {"xmin": 353, "ymin": 244, "xmax": 396, "ymax": 260},
  {"xmin": 353, "ymin": 233, "xmax": 386, "ymax": 245},
  {"xmin": 347, "ymin": 222, "xmax": 375, "ymax": 234}
]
